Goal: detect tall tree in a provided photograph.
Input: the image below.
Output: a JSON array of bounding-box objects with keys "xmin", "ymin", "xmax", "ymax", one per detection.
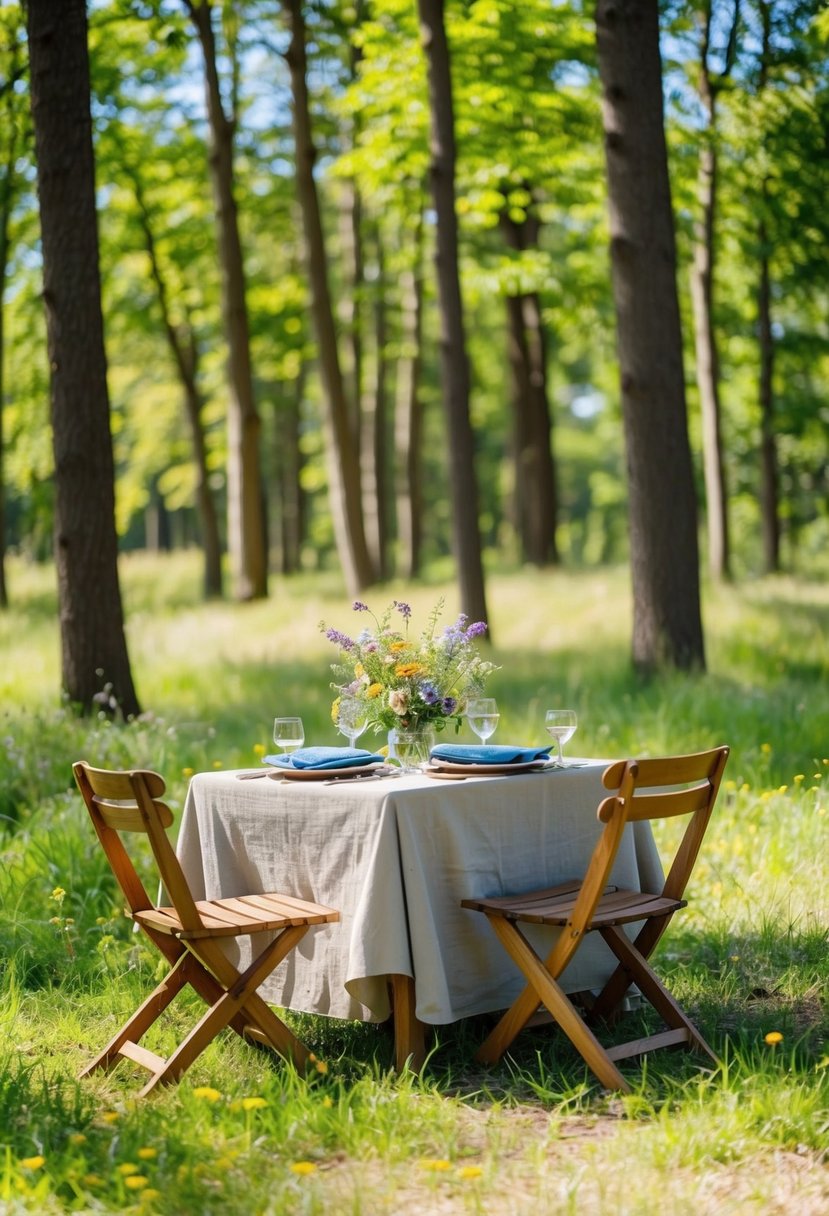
[
  {"xmin": 283, "ymin": 0, "xmax": 374, "ymax": 594},
  {"xmin": 595, "ymin": 0, "xmax": 705, "ymax": 671},
  {"xmin": 690, "ymin": 0, "xmax": 740, "ymax": 581},
  {"xmin": 417, "ymin": 0, "xmax": 488, "ymax": 626},
  {"xmin": 26, "ymin": 0, "xmax": 140, "ymax": 715},
  {"xmin": 184, "ymin": 0, "xmax": 267, "ymax": 601}
]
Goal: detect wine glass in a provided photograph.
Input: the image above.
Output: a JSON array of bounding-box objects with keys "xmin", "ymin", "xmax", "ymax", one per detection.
[
  {"xmin": 336, "ymin": 696, "xmax": 368, "ymax": 748},
  {"xmin": 544, "ymin": 709, "xmax": 577, "ymax": 766},
  {"xmin": 273, "ymin": 717, "xmax": 305, "ymax": 755},
  {"xmin": 466, "ymin": 697, "xmax": 499, "ymax": 744}
]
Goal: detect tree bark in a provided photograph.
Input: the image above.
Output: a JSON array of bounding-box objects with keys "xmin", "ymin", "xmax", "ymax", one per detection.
[
  {"xmin": 273, "ymin": 374, "xmax": 305, "ymax": 575},
  {"xmin": 417, "ymin": 0, "xmax": 489, "ymax": 627},
  {"xmin": 596, "ymin": 0, "xmax": 705, "ymax": 671},
  {"xmin": 500, "ymin": 206, "xmax": 559, "ymax": 566},
  {"xmin": 131, "ymin": 172, "xmax": 224, "ymax": 599},
  {"xmin": 185, "ymin": 0, "xmax": 267, "ymax": 601},
  {"xmin": 361, "ymin": 225, "xmax": 390, "ymax": 580},
  {"xmin": 26, "ymin": 0, "xmax": 141, "ymax": 715},
  {"xmin": 689, "ymin": 0, "xmax": 739, "ymax": 581},
  {"xmin": 394, "ymin": 207, "xmax": 426, "ymax": 580}
]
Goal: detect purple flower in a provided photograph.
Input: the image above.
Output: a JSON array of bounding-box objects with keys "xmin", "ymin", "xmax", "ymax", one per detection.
[
  {"xmin": 420, "ymin": 683, "xmax": 440, "ymax": 705},
  {"xmin": 442, "ymin": 697, "xmax": 458, "ymax": 715},
  {"xmin": 465, "ymin": 621, "xmax": 488, "ymax": 639},
  {"xmin": 353, "ymin": 601, "xmax": 369, "ymax": 612},
  {"xmin": 325, "ymin": 628, "xmax": 355, "ymax": 650},
  {"xmin": 394, "ymin": 600, "xmax": 412, "ymax": 620}
]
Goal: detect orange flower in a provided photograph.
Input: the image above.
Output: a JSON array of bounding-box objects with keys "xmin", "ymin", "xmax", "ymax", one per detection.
[{"xmin": 395, "ymin": 663, "xmax": 424, "ymax": 678}]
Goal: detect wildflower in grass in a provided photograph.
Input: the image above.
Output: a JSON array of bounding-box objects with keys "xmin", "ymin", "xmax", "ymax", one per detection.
[
  {"xmin": 50, "ymin": 887, "xmax": 66, "ymax": 903},
  {"xmin": 68, "ymin": 1133, "xmax": 87, "ymax": 1146},
  {"xmin": 241, "ymin": 1096, "xmax": 267, "ymax": 1111},
  {"xmin": 141, "ymin": 1189, "xmax": 161, "ymax": 1202},
  {"xmin": 182, "ymin": 767, "xmax": 194, "ymax": 778},
  {"xmin": 253, "ymin": 743, "xmax": 266, "ymax": 756},
  {"xmin": 315, "ymin": 1059, "xmax": 328, "ymax": 1075},
  {"xmin": 117, "ymin": 1162, "xmax": 139, "ymax": 1176},
  {"xmin": 290, "ymin": 1161, "xmax": 317, "ymax": 1175},
  {"xmin": 125, "ymin": 1175, "xmax": 149, "ymax": 1190},
  {"xmin": 99, "ymin": 1111, "xmax": 120, "ymax": 1124},
  {"xmin": 212, "ymin": 760, "xmax": 223, "ymax": 769},
  {"xmin": 137, "ymin": 1147, "xmax": 157, "ymax": 1160},
  {"xmin": 761, "ymin": 743, "xmax": 772, "ymax": 755},
  {"xmin": 419, "ymin": 1159, "xmax": 452, "ymax": 1171},
  {"xmin": 84, "ymin": 1173, "xmax": 104, "ymax": 1187},
  {"xmin": 193, "ymin": 1086, "xmax": 222, "ymax": 1102},
  {"xmin": 764, "ymin": 1031, "xmax": 783, "ymax": 1046},
  {"xmin": 321, "ymin": 1096, "xmax": 334, "ymax": 1108},
  {"xmin": 457, "ymin": 1165, "xmax": 483, "ymax": 1179},
  {"xmin": 20, "ymin": 1156, "xmax": 45, "ymax": 1170},
  {"xmin": 794, "ymin": 773, "xmax": 804, "ymax": 784}
]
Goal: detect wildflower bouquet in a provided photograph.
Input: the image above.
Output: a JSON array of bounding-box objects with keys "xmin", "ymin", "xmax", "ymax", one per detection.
[{"xmin": 321, "ymin": 599, "xmax": 497, "ymax": 736}]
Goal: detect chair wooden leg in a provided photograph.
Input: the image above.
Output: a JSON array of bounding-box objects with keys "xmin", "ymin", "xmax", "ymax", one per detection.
[
  {"xmin": 601, "ymin": 926, "xmax": 717, "ymax": 1063},
  {"xmin": 79, "ymin": 949, "xmax": 190, "ymax": 1078},
  {"xmin": 476, "ymin": 919, "xmax": 630, "ymax": 1092},
  {"xmin": 390, "ymin": 974, "xmax": 427, "ymax": 1072},
  {"xmin": 588, "ymin": 916, "xmax": 673, "ymax": 1021}
]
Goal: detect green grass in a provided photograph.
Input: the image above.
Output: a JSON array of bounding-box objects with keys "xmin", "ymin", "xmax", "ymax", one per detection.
[{"xmin": 1, "ymin": 552, "xmax": 827, "ymax": 1213}]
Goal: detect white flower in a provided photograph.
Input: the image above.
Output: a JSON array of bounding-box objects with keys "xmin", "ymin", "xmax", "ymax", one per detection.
[{"xmin": 389, "ymin": 689, "xmax": 409, "ymax": 715}]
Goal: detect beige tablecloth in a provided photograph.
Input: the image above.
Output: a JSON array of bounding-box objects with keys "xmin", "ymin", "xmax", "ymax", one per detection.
[{"xmin": 176, "ymin": 761, "xmax": 663, "ymax": 1025}]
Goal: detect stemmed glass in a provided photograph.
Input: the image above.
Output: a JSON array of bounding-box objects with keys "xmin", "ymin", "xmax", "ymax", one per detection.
[
  {"xmin": 336, "ymin": 696, "xmax": 369, "ymax": 748},
  {"xmin": 466, "ymin": 697, "xmax": 500, "ymax": 744},
  {"xmin": 273, "ymin": 717, "xmax": 305, "ymax": 755},
  {"xmin": 544, "ymin": 709, "xmax": 577, "ymax": 766}
]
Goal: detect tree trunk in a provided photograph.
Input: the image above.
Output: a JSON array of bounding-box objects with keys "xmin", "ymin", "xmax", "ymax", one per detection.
[
  {"xmin": 417, "ymin": 0, "xmax": 489, "ymax": 627},
  {"xmin": 361, "ymin": 225, "xmax": 390, "ymax": 580},
  {"xmin": 27, "ymin": 0, "xmax": 141, "ymax": 715},
  {"xmin": 596, "ymin": 0, "xmax": 705, "ymax": 672},
  {"xmin": 756, "ymin": 3, "xmax": 780, "ymax": 574},
  {"xmin": 283, "ymin": 0, "xmax": 374, "ymax": 594},
  {"xmin": 131, "ymin": 172, "xmax": 223, "ymax": 598},
  {"xmin": 394, "ymin": 207, "xmax": 426, "ymax": 580},
  {"xmin": 186, "ymin": 0, "xmax": 267, "ymax": 601},
  {"xmin": 500, "ymin": 207, "xmax": 559, "ymax": 566},
  {"xmin": 689, "ymin": 1, "xmax": 739, "ymax": 581},
  {"xmin": 274, "ymin": 374, "xmax": 305, "ymax": 575}
]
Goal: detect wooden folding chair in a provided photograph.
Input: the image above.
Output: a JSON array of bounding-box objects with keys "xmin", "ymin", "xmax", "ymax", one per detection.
[
  {"xmin": 73, "ymin": 761, "xmax": 339, "ymax": 1097},
  {"xmin": 461, "ymin": 745, "xmax": 729, "ymax": 1091}
]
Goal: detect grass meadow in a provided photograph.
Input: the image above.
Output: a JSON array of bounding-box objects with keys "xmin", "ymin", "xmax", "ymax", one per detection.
[{"xmin": 1, "ymin": 552, "xmax": 827, "ymax": 1214}]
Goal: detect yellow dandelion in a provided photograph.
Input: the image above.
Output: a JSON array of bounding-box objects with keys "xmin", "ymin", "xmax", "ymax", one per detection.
[
  {"xmin": 51, "ymin": 887, "xmax": 66, "ymax": 901},
  {"xmin": 212, "ymin": 760, "xmax": 223, "ymax": 769},
  {"xmin": 100, "ymin": 1111, "xmax": 120, "ymax": 1124},
  {"xmin": 764, "ymin": 1031, "xmax": 783, "ymax": 1046},
  {"xmin": 20, "ymin": 1156, "xmax": 45, "ymax": 1171},
  {"xmin": 253, "ymin": 743, "xmax": 266, "ymax": 756},
  {"xmin": 777, "ymin": 785, "xmax": 788, "ymax": 794},
  {"xmin": 761, "ymin": 742, "xmax": 772, "ymax": 755},
  {"xmin": 68, "ymin": 1133, "xmax": 87, "ymax": 1146},
  {"xmin": 117, "ymin": 1162, "xmax": 139, "ymax": 1176},
  {"xmin": 125, "ymin": 1175, "xmax": 149, "ymax": 1190},
  {"xmin": 419, "ymin": 1159, "xmax": 452, "ymax": 1171},
  {"xmin": 366, "ymin": 683, "xmax": 384, "ymax": 698},
  {"xmin": 457, "ymin": 1165, "xmax": 483, "ymax": 1179},
  {"xmin": 182, "ymin": 767, "xmax": 194, "ymax": 778},
  {"xmin": 192, "ymin": 1086, "xmax": 222, "ymax": 1102},
  {"xmin": 137, "ymin": 1147, "xmax": 157, "ymax": 1160},
  {"xmin": 290, "ymin": 1161, "xmax": 317, "ymax": 1176},
  {"xmin": 389, "ymin": 641, "xmax": 407, "ymax": 653},
  {"xmin": 83, "ymin": 1173, "xmax": 104, "ymax": 1187},
  {"xmin": 321, "ymin": 1096, "xmax": 334, "ymax": 1108},
  {"xmin": 141, "ymin": 1189, "xmax": 161, "ymax": 1202},
  {"xmin": 315, "ymin": 1059, "xmax": 329, "ymax": 1075},
  {"xmin": 395, "ymin": 662, "xmax": 424, "ymax": 678},
  {"xmin": 794, "ymin": 773, "xmax": 804, "ymax": 784},
  {"xmin": 241, "ymin": 1096, "xmax": 267, "ymax": 1111}
]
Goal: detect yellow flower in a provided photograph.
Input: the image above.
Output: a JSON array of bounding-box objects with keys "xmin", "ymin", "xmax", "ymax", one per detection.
[
  {"xmin": 192, "ymin": 1086, "xmax": 222, "ymax": 1102},
  {"xmin": 51, "ymin": 887, "xmax": 66, "ymax": 902},
  {"xmin": 395, "ymin": 662, "xmax": 424, "ymax": 678},
  {"xmin": 182, "ymin": 767, "xmax": 194, "ymax": 778},
  {"xmin": 314, "ymin": 1059, "xmax": 329, "ymax": 1075},
  {"xmin": 419, "ymin": 1159, "xmax": 452, "ymax": 1171},
  {"xmin": 141, "ymin": 1189, "xmax": 161, "ymax": 1202},
  {"xmin": 330, "ymin": 697, "xmax": 341, "ymax": 723},
  {"xmin": 321, "ymin": 1096, "xmax": 334, "ymax": 1108},
  {"xmin": 366, "ymin": 683, "xmax": 384, "ymax": 698},
  {"xmin": 117, "ymin": 1163, "xmax": 139, "ymax": 1176},
  {"xmin": 457, "ymin": 1165, "xmax": 483, "ymax": 1179},
  {"xmin": 125, "ymin": 1175, "xmax": 148, "ymax": 1190},
  {"xmin": 253, "ymin": 743, "xmax": 266, "ymax": 756},
  {"xmin": 68, "ymin": 1133, "xmax": 87, "ymax": 1146},
  {"xmin": 389, "ymin": 641, "xmax": 408, "ymax": 653},
  {"xmin": 20, "ymin": 1156, "xmax": 45, "ymax": 1170},
  {"xmin": 99, "ymin": 1111, "xmax": 120, "ymax": 1124},
  {"xmin": 793, "ymin": 773, "xmax": 804, "ymax": 784},
  {"xmin": 764, "ymin": 1031, "xmax": 783, "ymax": 1046},
  {"xmin": 241, "ymin": 1096, "xmax": 267, "ymax": 1111},
  {"xmin": 212, "ymin": 760, "xmax": 223, "ymax": 769},
  {"xmin": 290, "ymin": 1161, "xmax": 317, "ymax": 1175},
  {"xmin": 354, "ymin": 662, "xmax": 365, "ymax": 677},
  {"xmin": 761, "ymin": 742, "xmax": 772, "ymax": 755},
  {"xmin": 137, "ymin": 1147, "xmax": 157, "ymax": 1160},
  {"xmin": 84, "ymin": 1173, "xmax": 104, "ymax": 1187}
]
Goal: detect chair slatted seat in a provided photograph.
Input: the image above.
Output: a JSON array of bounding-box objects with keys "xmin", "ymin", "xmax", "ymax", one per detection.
[
  {"xmin": 461, "ymin": 745, "xmax": 729, "ymax": 1092},
  {"xmin": 73, "ymin": 761, "xmax": 339, "ymax": 1097}
]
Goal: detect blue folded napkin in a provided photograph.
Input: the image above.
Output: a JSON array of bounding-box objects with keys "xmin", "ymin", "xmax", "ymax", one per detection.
[
  {"xmin": 264, "ymin": 746, "xmax": 385, "ymax": 771},
  {"xmin": 429, "ymin": 743, "xmax": 553, "ymax": 766}
]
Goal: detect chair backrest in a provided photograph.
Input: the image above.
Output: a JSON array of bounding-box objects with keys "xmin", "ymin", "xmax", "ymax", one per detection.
[
  {"xmin": 73, "ymin": 761, "xmax": 203, "ymax": 933},
  {"xmin": 549, "ymin": 746, "xmax": 729, "ymax": 974}
]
